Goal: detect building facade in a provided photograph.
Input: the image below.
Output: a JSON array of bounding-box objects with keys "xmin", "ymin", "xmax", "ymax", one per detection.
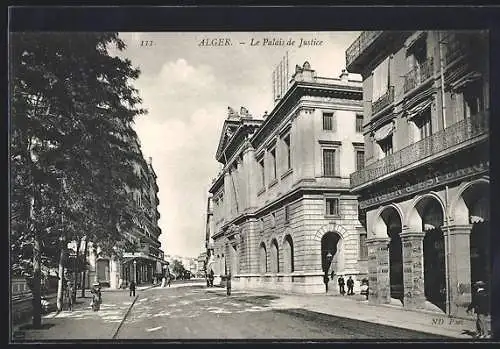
[
  {"xmin": 206, "ymin": 63, "xmax": 367, "ymax": 293},
  {"xmin": 87, "ymin": 142, "xmax": 166, "ymax": 289},
  {"xmin": 346, "ymin": 31, "xmax": 489, "ymax": 316}
]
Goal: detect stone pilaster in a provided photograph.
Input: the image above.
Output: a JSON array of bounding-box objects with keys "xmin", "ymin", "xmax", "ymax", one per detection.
[
  {"xmin": 400, "ymin": 231, "xmax": 426, "ymax": 310},
  {"xmin": 366, "ymin": 237, "xmax": 391, "ymax": 305},
  {"xmin": 443, "ymin": 224, "xmax": 472, "ymax": 318}
]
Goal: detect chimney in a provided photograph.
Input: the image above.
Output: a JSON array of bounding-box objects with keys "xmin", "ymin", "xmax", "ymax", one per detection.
[
  {"xmin": 339, "ymin": 69, "xmax": 349, "ymax": 82},
  {"xmin": 148, "ymin": 157, "xmax": 152, "ymax": 164},
  {"xmin": 263, "ymin": 111, "xmax": 268, "ymax": 119}
]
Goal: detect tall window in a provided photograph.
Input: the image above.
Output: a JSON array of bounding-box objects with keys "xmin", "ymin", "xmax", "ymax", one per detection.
[
  {"xmin": 415, "ymin": 109, "xmax": 432, "ymax": 140},
  {"xmin": 356, "ymin": 114, "xmax": 364, "ymax": 133},
  {"xmin": 284, "ymin": 205, "xmax": 290, "ymax": 224},
  {"xmin": 323, "ymin": 149, "xmax": 336, "ymax": 177},
  {"xmin": 326, "ymin": 198, "xmax": 340, "ymax": 216},
  {"xmin": 283, "ymin": 134, "xmax": 291, "ymax": 170},
  {"xmin": 372, "ymin": 56, "xmax": 390, "ymax": 101},
  {"xmin": 359, "ymin": 233, "xmax": 368, "ymax": 260},
  {"xmin": 463, "ymin": 80, "xmax": 483, "ymax": 118},
  {"xmin": 259, "ymin": 158, "xmax": 265, "ymax": 187},
  {"xmin": 356, "ymin": 150, "xmax": 365, "ymax": 171},
  {"xmin": 270, "ymin": 149, "xmax": 277, "ymax": 180},
  {"xmin": 379, "ymin": 136, "xmax": 393, "ymax": 157},
  {"xmin": 323, "ymin": 112, "xmax": 334, "ymax": 131}
]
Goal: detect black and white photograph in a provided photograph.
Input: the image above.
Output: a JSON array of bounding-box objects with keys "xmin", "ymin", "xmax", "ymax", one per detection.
[{"xmin": 8, "ymin": 6, "xmax": 495, "ymax": 343}]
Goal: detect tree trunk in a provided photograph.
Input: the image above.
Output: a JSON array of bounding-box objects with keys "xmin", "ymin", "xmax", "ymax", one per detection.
[
  {"xmin": 72, "ymin": 237, "xmax": 81, "ymax": 302},
  {"xmin": 56, "ymin": 239, "xmax": 65, "ymax": 312},
  {"xmin": 81, "ymin": 236, "xmax": 89, "ymax": 297},
  {"xmin": 30, "ymin": 194, "xmax": 42, "ymax": 328},
  {"xmin": 28, "ymin": 139, "xmax": 42, "ymax": 328},
  {"xmin": 93, "ymin": 245, "xmax": 99, "ymax": 284}
]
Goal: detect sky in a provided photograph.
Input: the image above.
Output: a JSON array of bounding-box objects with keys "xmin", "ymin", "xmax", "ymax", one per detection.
[{"xmin": 112, "ymin": 31, "xmax": 361, "ymax": 259}]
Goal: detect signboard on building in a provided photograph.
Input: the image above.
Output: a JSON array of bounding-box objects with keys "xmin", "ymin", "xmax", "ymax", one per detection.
[{"xmin": 359, "ymin": 159, "xmax": 488, "ymax": 209}]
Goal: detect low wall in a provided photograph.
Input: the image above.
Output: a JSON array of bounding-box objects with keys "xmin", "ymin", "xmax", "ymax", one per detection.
[{"xmin": 232, "ymin": 271, "xmax": 368, "ymax": 295}]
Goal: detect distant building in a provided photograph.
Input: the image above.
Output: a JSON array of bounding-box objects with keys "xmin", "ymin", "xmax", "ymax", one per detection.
[
  {"xmin": 206, "ymin": 63, "xmax": 366, "ymax": 293},
  {"xmin": 346, "ymin": 30, "xmax": 489, "ymax": 316}
]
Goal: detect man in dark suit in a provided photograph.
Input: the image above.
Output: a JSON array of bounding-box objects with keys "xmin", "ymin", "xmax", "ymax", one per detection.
[{"xmin": 467, "ymin": 281, "xmax": 490, "ymax": 338}]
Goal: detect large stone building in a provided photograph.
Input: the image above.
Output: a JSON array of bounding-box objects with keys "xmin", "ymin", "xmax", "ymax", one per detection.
[
  {"xmin": 206, "ymin": 63, "xmax": 366, "ymax": 293},
  {"xmin": 346, "ymin": 31, "xmax": 489, "ymax": 316},
  {"xmin": 87, "ymin": 139, "xmax": 166, "ymax": 288}
]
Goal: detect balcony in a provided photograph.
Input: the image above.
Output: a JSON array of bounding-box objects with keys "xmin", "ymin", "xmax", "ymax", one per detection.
[
  {"xmin": 351, "ymin": 112, "xmax": 489, "ymax": 189},
  {"xmin": 372, "ymin": 86, "xmax": 395, "ymax": 115},
  {"xmin": 403, "ymin": 58, "xmax": 434, "ymax": 94},
  {"xmin": 346, "ymin": 31, "xmax": 383, "ymax": 72}
]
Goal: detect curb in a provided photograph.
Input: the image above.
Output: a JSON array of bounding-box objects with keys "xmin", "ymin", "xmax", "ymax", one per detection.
[{"xmin": 112, "ymin": 294, "xmax": 139, "ymax": 339}]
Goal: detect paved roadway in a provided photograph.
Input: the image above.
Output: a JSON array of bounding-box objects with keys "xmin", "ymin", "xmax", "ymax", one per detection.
[{"xmin": 115, "ymin": 284, "xmax": 448, "ymax": 340}]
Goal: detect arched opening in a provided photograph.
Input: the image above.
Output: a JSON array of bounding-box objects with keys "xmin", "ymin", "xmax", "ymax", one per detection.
[
  {"xmin": 283, "ymin": 235, "xmax": 294, "ymax": 273},
  {"xmin": 97, "ymin": 259, "xmax": 110, "ymax": 284},
  {"xmin": 259, "ymin": 243, "xmax": 267, "ymax": 274},
  {"xmin": 381, "ymin": 207, "xmax": 403, "ymax": 302},
  {"xmin": 461, "ymin": 182, "xmax": 490, "ymax": 289},
  {"xmin": 270, "ymin": 239, "xmax": 279, "ymax": 273},
  {"xmin": 321, "ymin": 232, "xmax": 340, "ymax": 274},
  {"xmin": 417, "ymin": 197, "xmax": 446, "ymax": 312}
]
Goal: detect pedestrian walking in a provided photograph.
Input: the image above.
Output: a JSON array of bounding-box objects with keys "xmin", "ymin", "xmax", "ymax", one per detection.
[
  {"xmin": 226, "ymin": 273, "xmax": 232, "ymax": 296},
  {"xmin": 209, "ymin": 269, "xmax": 214, "ymax": 287},
  {"xmin": 167, "ymin": 275, "xmax": 171, "ymax": 287},
  {"xmin": 360, "ymin": 278, "xmax": 369, "ymax": 300},
  {"xmin": 323, "ymin": 272, "xmax": 330, "ymax": 294},
  {"xmin": 347, "ymin": 276, "xmax": 355, "ymax": 295},
  {"xmin": 338, "ymin": 275, "xmax": 345, "ymax": 295},
  {"xmin": 161, "ymin": 276, "xmax": 166, "ymax": 288},
  {"xmin": 129, "ymin": 280, "xmax": 136, "ymax": 297},
  {"xmin": 90, "ymin": 283, "xmax": 102, "ymax": 311},
  {"xmin": 467, "ymin": 281, "xmax": 490, "ymax": 338}
]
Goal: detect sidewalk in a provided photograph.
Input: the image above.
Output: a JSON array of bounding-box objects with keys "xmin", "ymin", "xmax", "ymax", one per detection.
[
  {"xmin": 208, "ymin": 287, "xmax": 481, "ymax": 339},
  {"xmin": 12, "ymin": 290, "xmax": 138, "ymax": 341}
]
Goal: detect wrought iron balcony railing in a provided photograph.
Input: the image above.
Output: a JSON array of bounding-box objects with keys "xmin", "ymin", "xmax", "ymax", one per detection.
[
  {"xmin": 372, "ymin": 86, "xmax": 395, "ymax": 115},
  {"xmin": 350, "ymin": 112, "xmax": 489, "ymax": 188},
  {"xmin": 403, "ymin": 58, "xmax": 434, "ymax": 93},
  {"xmin": 346, "ymin": 31, "xmax": 383, "ymax": 69}
]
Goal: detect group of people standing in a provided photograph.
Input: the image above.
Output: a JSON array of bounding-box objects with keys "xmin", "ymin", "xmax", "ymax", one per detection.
[{"xmin": 323, "ymin": 272, "xmax": 357, "ymax": 296}]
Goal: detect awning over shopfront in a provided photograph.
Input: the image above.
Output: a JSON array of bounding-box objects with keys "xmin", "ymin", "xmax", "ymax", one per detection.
[{"xmin": 373, "ymin": 122, "xmax": 394, "ymax": 142}]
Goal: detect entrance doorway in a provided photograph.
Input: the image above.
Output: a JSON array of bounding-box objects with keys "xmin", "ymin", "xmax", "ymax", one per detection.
[
  {"xmin": 381, "ymin": 207, "xmax": 403, "ymax": 302},
  {"xmin": 423, "ymin": 228, "xmax": 446, "ymax": 312},
  {"xmin": 321, "ymin": 232, "xmax": 340, "ymax": 273},
  {"xmin": 470, "ymin": 222, "xmax": 490, "ymax": 287},
  {"xmin": 417, "ymin": 196, "xmax": 446, "ymax": 312}
]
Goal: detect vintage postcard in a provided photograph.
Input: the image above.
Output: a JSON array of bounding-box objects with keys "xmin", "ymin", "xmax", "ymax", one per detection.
[{"xmin": 8, "ymin": 6, "xmax": 494, "ymax": 343}]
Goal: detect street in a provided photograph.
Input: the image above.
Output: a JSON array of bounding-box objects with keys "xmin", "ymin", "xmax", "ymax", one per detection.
[{"xmin": 115, "ymin": 284, "xmax": 447, "ymax": 340}]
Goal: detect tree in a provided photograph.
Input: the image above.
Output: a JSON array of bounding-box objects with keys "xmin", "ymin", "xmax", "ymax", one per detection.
[
  {"xmin": 171, "ymin": 260, "xmax": 186, "ymax": 279},
  {"xmin": 10, "ymin": 32, "xmax": 146, "ymax": 327}
]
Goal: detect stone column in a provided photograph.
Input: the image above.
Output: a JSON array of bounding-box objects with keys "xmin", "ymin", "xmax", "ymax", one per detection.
[
  {"xmin": 366, "ymin": 237, "xmax": 391, "ymax": 305},
  {"xmin": 400, "ymin": 231, "xmax": 426, "ymax": 310},
  {"xmin": 443, "ymin": 224, "xmax": 472, "ymax": 318}
]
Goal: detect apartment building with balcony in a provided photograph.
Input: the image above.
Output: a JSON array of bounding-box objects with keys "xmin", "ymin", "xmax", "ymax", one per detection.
[
  {"xmin": 346, "ymin": 30, "xmax": 489, "ymax": 317},
  {"xmin": 87, "ymin": 141, "xmax": 166, "ymax": 289},
  {"xmin": 206, "ymin": 62, "xmax": 366, "ymax": 293}
]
